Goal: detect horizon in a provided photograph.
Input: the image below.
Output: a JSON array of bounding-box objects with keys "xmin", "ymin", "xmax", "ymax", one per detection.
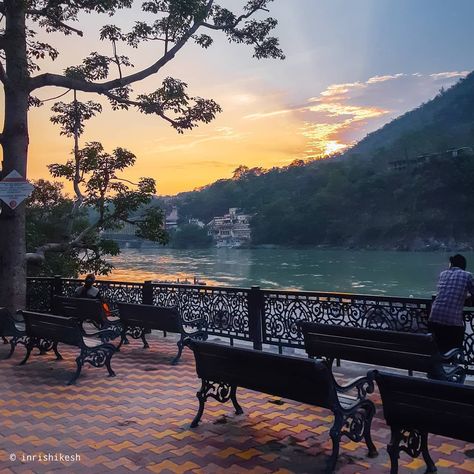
[{"xmin": 9, "ymin": 0, "xmax": 474, "ymax": 195}]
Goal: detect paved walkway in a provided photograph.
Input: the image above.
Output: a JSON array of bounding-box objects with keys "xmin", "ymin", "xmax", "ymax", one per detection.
[{"xmin": 0, "ymin": 334, "xmax": 472, "ymax": 474}]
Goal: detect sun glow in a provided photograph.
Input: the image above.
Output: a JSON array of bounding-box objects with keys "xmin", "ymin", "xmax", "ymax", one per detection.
[{"xmin": 323, "ymin": 140, "xmax": 348, "ymax": 156}]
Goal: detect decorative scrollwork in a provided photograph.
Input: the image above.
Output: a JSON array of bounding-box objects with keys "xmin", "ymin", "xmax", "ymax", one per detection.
[
  {"xmin": 200, "ymin": 380, "xmax": 233, "ymax": 403},
  {"xmin": 152, "ymin": 285, "xmax": 250, "ymax": 340},
  {"xmin": 80, "ymin": 347, "xmax": 110, "ymax": 368},
  {"xmin": 125, "ymin": 326, "xmax": 145, "ymax": 339},
  {"xmin": 262, "ymin": 291, "xmax": 430, "ymax": 346},
  {"xmin": 37, "ymin": 339, "xmax": 55, "ymax": 353},
  {"xmin": 399, "ymin": 429, "xmax": 423, "ymax": 458},
  {"xmin": 26, "ymin": 278, "xmax": 55, "ymax": 312},
  {"xmin": 341, "ymin": 409, "xmax": 366, "ymax": 442}
]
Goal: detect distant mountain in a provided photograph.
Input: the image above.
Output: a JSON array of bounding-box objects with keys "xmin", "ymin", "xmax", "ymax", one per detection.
[
  {"xmin": 171, "ymin": 72, "xmax": 474, "ymax": 250},
  {"xmin": 344, "ymin": 71, "xmax": 474, "ymax": 165}
]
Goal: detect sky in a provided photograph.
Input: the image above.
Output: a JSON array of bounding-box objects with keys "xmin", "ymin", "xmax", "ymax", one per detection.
[{"xmin": 13, "ymin": 0, "xmax": 474, "ymax": 195}]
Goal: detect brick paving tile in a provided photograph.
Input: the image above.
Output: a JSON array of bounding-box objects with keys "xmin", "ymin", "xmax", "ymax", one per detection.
[{"xmin": 0, "ymin": 334, "xmax": 473, "ymax": 473}]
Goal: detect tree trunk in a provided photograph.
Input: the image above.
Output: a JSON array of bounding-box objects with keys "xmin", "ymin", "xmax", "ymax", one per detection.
[{"xmin": 0, "ymin": 2, "xmax": 29, "ymax": 312}]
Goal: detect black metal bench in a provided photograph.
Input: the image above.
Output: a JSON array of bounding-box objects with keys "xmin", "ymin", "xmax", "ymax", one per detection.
[
  {"xmin": 0, "ymin": 307, "xmax": 29, "ymax": 358},
  {"xmin": 299, "ymin": 322, "xmax": 465, "ymax": 383},
  {"xmin": 186, "ymin": 339, "xmax": 378, "ymax": 473},
  {"xmin": 21, "ymin": 310, "xmax": 117, "ymax": 385},
  {"xmin": 373, "ymin": 370, "xmax": 474, "ymax": 473},
  {"xmin": 52, "ymin": 296, "xmax": 122, "ymax": 339},
  {"xmin": 117, "ymin": 302, "xmax": 207, "ymax": 364}
]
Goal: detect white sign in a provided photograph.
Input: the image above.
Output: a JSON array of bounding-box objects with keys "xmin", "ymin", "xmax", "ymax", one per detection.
[{"xmin": 0, "ymin": 170, "xmax": 34, "ymax": 209}]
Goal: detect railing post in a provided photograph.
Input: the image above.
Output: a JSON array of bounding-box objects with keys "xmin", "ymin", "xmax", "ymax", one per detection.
[
  {"xmin": 53, "ymin": 275, "xmax": 63, "ymax": 296},
  {"xmin": 142, "ymin": 280, "xmax": 154, "ymax": 305},
  {"xmin": 249, "ymin": 286, "xmax": 264, "ymax": 351},
  {"xmin": 48, "ymin": 275, "xmax": 63, "ymax": 311}
]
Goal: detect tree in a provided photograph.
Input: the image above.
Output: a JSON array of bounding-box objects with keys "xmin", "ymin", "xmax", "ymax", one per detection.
[
  {"xmin": 28, "ymin": 140, "xmax": 168, "ymax": 273},
  {"xmin": 0, "ymin": 0, "xmax": 284, "ymax": 311},
  {"xmin": 23, "ymin": 92, "xmax": 168, "ymax": 274},
  {"xmin": 171, "ymin": 222, "xmax": 212, "ymax": 248}
]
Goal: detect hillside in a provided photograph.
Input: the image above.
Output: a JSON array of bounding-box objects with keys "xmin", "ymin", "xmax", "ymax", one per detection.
[
  {"xmin": 344, "ymin": 71, "xmax": 474, "ymax": 165},
  {"xmin": 172, "ymin": 72, "xmax": 474, "ymax": 250}
]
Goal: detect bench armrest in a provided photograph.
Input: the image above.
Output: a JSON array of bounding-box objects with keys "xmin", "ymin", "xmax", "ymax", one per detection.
[
  {"xmin": 440, "ymin": 347, "xmax": 464, "ymax": 364},
  {"xmin": 182, "ymin": 317, "xmax": 208, "ymax": 332},
  {"xmin": 335, "ymin": 372, "xmax": 375, "ymax": 401},
  {"xmin": 82, "ymin": 325, "xmax": 122, "ymax": 342}
]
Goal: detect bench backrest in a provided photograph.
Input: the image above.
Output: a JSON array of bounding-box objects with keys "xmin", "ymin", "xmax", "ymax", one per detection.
[
  {"xmin": 0, "ymin": 307, "xmax": 18, "ymax": 336},
  {"xmin": 52, "ymin": 296, "xmax": 106, "ymax": 325},
  {"xmin": 300, "ymin": 321, "xmax": 438, "ymax": 373},
  {"xmin": 375, "ymin": 371, "xmax": 474, "ymax": 443},
  {"xmin": 22, "ymin": 310, "xmax": 83, "ymax": 347},
  {"xmin": 117, "ymin": 303, "xmax": 181, "ymax": 333},
  {"xmin": 187, "ymin": 340, "xmax": 338, "ymax": 410}
]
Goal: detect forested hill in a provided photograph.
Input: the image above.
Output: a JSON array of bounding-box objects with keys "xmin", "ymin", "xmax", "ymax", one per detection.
[
  {"xmin": 344, "ymin": 71, "xmax": 474, "ymax": 165},
  {"xmin": 173, "ymin": 72, "xmax": 474, "ymax": 250}
]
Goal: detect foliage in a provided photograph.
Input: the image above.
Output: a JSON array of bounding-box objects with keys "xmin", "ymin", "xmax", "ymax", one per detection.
[
  {"xmin": 4, "ymin": 0, "xmax": 283, "ymax": 131},
  {"xmin": 170, "ymin": 223, "xmax": 212, "ymax": 248}
]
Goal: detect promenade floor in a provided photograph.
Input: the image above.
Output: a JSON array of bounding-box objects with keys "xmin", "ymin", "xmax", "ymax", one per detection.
[{"xmin": 0, "ymin": 333, "xmax": 472, "ymax": 474}]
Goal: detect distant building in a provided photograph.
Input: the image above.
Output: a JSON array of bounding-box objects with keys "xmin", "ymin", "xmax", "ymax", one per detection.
[
  {"xmin": 165, "ymin": 207, "xmax": 179, "ymax": 230},
  {"xmin": 389, "ymin": 147, "xmax": 474, "ymax": 171},
  {"xmin": 188, "ymin": 218, "xmax": 205, "ymax": 228},
  {"xmin": 207, "ymin": 208, "xmax": 251, "ymax": 247}
]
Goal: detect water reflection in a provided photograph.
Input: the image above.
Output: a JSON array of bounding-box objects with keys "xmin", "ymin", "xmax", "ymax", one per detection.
[{"xmin": 106, "ymin": 248, "xmax": 474, "ymax": 298}]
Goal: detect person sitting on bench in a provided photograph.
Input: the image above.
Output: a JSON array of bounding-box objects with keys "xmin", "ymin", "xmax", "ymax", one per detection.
[{"xmin": 75, "ymin": 274, "xmax": 101, "ymax": 300}]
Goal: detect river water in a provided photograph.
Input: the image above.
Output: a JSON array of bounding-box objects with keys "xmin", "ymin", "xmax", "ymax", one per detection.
[{"xmin": 106, "ymin": 248, "xmax": 474, "ymax": 298}]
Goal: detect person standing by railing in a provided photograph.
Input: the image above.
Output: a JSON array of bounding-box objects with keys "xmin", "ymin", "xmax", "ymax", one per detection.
[{"xmin": 428, "ymin": 254, "xmax": 474, "ymax": 353}]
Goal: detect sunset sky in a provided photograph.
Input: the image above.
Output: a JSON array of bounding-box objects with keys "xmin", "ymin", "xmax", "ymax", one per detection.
[{"xmin": 17, "ymin": 0, "xmax": 474, "ymax": 194}]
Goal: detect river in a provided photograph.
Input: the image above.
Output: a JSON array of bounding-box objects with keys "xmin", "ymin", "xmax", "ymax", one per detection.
[{"xmin": 106, "ymin": 248, "xmax": 474, "ymax": 298}]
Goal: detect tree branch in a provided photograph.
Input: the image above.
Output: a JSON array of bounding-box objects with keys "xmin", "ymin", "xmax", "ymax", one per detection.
[
  {"xmin": 203, "ymin": 2, "xmax": 269, "ymax": 30},
  {"xmin": 29, "ymin": 0, "xmax": 214, "ymax": 93},
  {"xmin": 103, "ymin": 90, "xmax": 180, "ymax": 127},
  {"xmin": 26, "ymin": 10, "xmax": 84, "ymax": 37}
]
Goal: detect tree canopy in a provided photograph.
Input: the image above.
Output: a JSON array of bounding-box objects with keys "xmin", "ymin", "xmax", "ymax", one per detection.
[{"xmin": 0, "ymin": 0, "xmax": 284, "ymax": 311}]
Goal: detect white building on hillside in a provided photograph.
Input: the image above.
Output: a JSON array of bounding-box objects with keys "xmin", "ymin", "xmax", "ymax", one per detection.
[{"xmin": 207, "ymin": 208, "xmax": 251, "ymax": 247}]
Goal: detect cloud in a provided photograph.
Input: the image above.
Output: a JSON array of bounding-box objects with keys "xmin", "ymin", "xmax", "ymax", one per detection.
[
  {"xmin": 430, "ymin": 71, "xmax": 470, "ymax": 80},
  {"xmin": 243, "ymin": 71, "xmax": 470, "ymax": 159},
  {"xmin": 148, "ymin": 126, "xmax": 245, "ymax": 154}
]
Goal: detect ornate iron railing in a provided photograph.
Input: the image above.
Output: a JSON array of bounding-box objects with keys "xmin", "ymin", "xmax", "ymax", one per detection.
[
  {"xmin": 151, "ymin": 283, "xmax": 251, "ymax": 342},
  {"xmin": 262, "ymin": 290, "xmax": 431, "ymax": 349},
  {"xmin": 25, "ymin": 277, "xmax": 474, "ymax": 372}
]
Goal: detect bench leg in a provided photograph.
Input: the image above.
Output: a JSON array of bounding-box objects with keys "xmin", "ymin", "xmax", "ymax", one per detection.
[
  {"xmin": 191, "ymin": 380, "xmax": 208, "ymax": 428},
  {"xmin": 421, "ymin": 432, "xmax": 437, "ymax": 473},
  {"xmin": 6, "ymin": 339, "xmax": 15, "ymax": 359},
  {"xmin": 361, "ymin": 401, "xmax": 378, "ymax": 457},
  {"xmin": 105, "ymin": 351, "xmax": 116, "ymax": 378},
  {"xmin": 387, "ymin": 428, "xmax": 403, "ymax": 474},
  {"xmin": 53, "ymin": 342, "xmax": 63, "ymax": 360},
  {"xmin": 172, "ymin": 338, "xmax": 184, "ymax": 365},
  {"xmin": 230, "ymin": 386, "xmax": 243, "ymax": 415},
  {"xmin": 141, "ymin": 332, "xmax": 149, "ymax": 349},
  {"xmin": 2, "ymin": 336, "xmax": 8, "ymax": 344},
  {"xmin": 69, "ymin": 355, "xmax": 83, "ymax": 385},
  {"xmin": 19, "ymin": 340, "xmax": 35, "ymax": 365},
  {"xmin": 328, "ymin": 412, "xmax": 343, "ymax": 473}
]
